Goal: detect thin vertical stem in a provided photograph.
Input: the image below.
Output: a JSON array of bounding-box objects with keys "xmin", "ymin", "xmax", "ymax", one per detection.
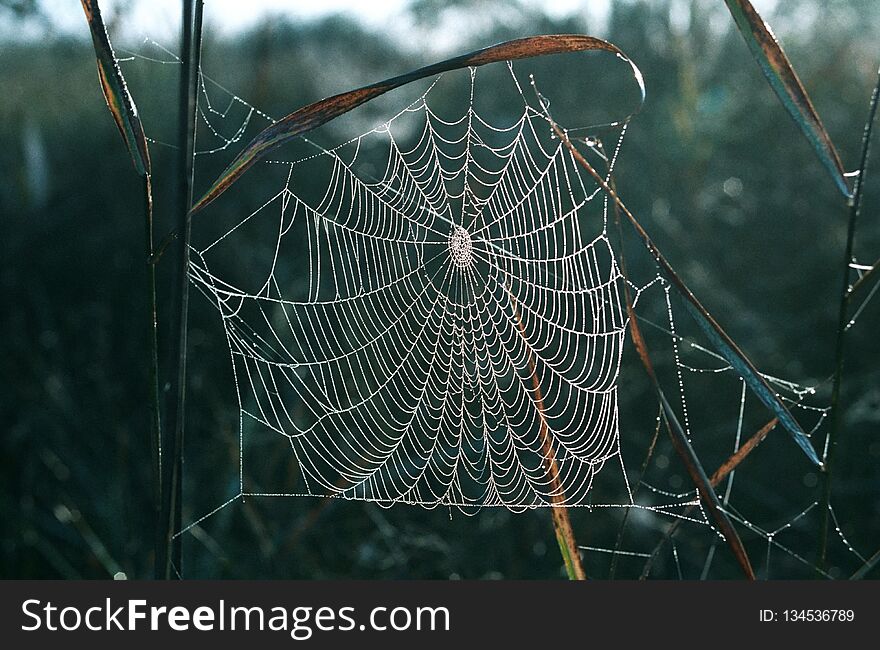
[
  {"xmin": 143, "ymin": 173, "xmax": 162, "ymax": 578},
  {"xmin": 159, "ymin": 0, "xmax": 204, "ymax": 580},
  {"xmin": 818, "ymin": 65, "xmax": 880, "ymax": 570}
]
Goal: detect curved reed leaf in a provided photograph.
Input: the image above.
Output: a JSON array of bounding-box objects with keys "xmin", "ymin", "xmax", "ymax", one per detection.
[
  {"xmin": 677, "ymin": 294, "xmax": 821, "ymax": 467},
  {"xmin": 723, "ymin": 0, "xmax": 850, "ymax": 198},
  {"xmin": 191, "ymin": 34, "xmax": 644, "ymax": 214},
  {"xmin": 80, "ymin": 0, "xmax": 150, "ymax": 176}
]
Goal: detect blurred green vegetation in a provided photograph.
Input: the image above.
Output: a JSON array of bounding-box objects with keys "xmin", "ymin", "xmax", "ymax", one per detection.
[{"xmin": 2, "ymin": 0, "xmax": 879, "ymax": 579}]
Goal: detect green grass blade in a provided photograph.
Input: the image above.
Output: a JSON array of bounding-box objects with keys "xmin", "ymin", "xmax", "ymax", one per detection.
[
  {"xmin": 80, "ymin": 0, "xmax": 151, "ymax": 176},
  {"xmin": 190, "ymin": 34, "xmax": 644, "ymax": 214},
  {"xmin": 723, "ymin": 0, "xmax": 849, "ymax": 198},
  {"xmin": 677, "ymin": 295, "xmax": 821, "ymax": 467}
]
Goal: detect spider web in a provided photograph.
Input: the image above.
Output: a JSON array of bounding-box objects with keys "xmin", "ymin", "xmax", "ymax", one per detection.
[
  {"xmin": 191, "ymin": 64, "xmax": 630, "ymax": 511},
  {"xmin": 118, "ymin": 36, "xmax": 874, "ymax": 578}
]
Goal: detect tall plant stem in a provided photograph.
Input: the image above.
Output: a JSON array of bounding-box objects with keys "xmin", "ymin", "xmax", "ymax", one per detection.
[
  {"xmin": 507, "ymin": 287, "xmax": 586, "ymax": 580},
  {"xmin": 143, "ymin": 174, "xmax": 163, "ymax": 577},
  {"xmin": 159, "ymin": 0, "xmax": 204, "ymax": 580},
  {"xmin": 818, "ymin": 65, "xmax": 880, "ymax": 570}
]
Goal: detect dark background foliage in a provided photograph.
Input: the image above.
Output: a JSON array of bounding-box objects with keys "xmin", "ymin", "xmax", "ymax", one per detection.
[{"xmin": 2, "ymin": 0, "xmax": 878, "ymax": 579}]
